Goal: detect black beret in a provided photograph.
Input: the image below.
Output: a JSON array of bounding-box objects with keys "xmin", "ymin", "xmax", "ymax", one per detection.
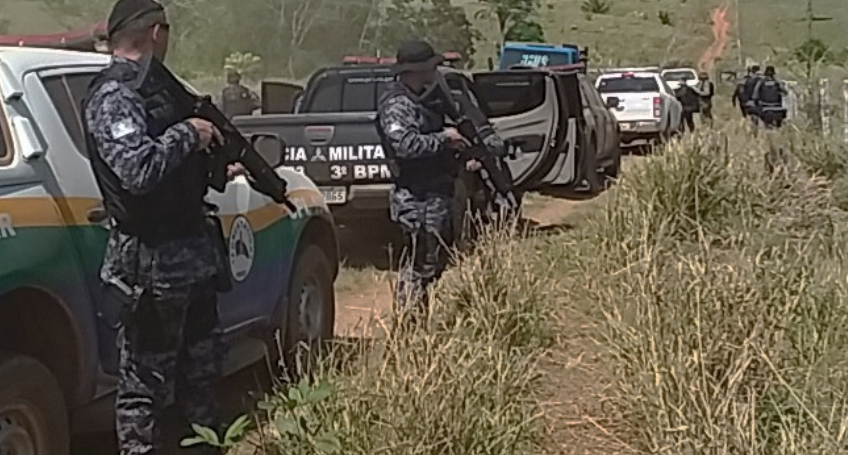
[{"xmin": 107, "ymin": 0, "xmax": 165, "ymax": 38}]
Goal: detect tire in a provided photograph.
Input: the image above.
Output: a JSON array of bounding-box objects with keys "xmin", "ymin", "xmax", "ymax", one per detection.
[
  {"xmin": 0, "ymin": 353, "xmax": 69, "ymax": 455},
  {"xmin": 280, "ymin": 244, "xmax": 335, "ymax": 375},
  {"xmin": 603, "ymin": 142, "xmax": 622, "ymax": 182}
]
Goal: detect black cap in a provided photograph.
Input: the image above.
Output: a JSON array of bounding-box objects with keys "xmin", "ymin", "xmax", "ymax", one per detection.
[
  {"xmin": 394, "ymin": 40, "xmax": 443, "ymax": 73},
  {"xmin": 107, "ymin": 0, "xmax": 165, "ymax": 38}
]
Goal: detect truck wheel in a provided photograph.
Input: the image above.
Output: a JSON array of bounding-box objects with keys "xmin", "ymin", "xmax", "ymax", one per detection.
[
  {"xmin": 604, "ymin": 142, "xmax": 622, "ymax": 183},
  {"xmin": 281, "ymin": 244, "xmax": 335, "ymax": 375},
  {"xmin": 0, "ymin": 353, "xmax": 69, "ymax": 455}
]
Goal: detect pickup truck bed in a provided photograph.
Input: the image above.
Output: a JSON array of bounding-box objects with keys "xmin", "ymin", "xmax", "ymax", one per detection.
[
  {"xmin": 236, "ymin": 112, "xmax": 392, "ymax": 221},
  {"xmin": 596, "ymin": 71, "xmax": 682, "ymax": 145}
]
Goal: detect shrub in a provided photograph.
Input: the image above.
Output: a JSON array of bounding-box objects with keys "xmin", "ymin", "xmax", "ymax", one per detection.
[{"xmin": 567, "ymin": 128, "xmax": 848, "ymax": 453}]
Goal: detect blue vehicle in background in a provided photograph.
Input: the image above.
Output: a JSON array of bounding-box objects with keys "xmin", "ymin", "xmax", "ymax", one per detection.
[{"xmin": 496, "ymin": 42, "xmax": 588, "ymax": 72}]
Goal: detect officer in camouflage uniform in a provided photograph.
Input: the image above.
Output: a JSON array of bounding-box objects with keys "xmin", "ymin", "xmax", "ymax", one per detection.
[
  {"xmin": 83, "ymin": 0, "xmax": 242, "ymax": 452},
  {"xmin": 220, "ymin": 71, "xmax": 260, "ymax": 119},
  {"xmin": 376, "ymin": 40, "xmax": 476, "ymax": 314}
]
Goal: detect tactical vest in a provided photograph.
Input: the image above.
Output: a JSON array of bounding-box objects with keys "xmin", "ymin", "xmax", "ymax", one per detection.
[
  {"xmin": 83, "ymin": 60, "xmax": 209, "ymax": 244},
  {"xmin": 743, "ymin": 75, "xmax": 761, "ymax": 104},
  {"xmin": 376, "ymin": 82, "xmax": 456, "ymax": 195},
  {"xmin": 758, "ymin": 78, "xmax": 784, "ymax": 107},
  {"xmin": 222, "ymin": 84, "xmax": 255, "ymax": 118}
]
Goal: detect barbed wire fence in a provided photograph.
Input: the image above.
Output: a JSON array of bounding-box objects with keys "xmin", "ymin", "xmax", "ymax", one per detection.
[{"xmin": 783, "ymin": 79, "xmax": 848, "ymax": 143}]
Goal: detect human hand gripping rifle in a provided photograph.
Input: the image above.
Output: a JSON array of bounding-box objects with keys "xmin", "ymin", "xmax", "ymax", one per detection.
[
  {"xmin": 145, "ymin": 56, "xmax": 297, "ymax": 213},
  {"xmin": 421, "ymin": 74, "xmax": 520, "ymax": 211}
]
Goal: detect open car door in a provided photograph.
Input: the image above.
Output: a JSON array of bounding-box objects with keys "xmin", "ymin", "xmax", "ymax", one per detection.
[
  {"xmin": 468, "ymin": 70, "xmax": 577, "ymax": 191},
  {"xmin": 260, "ymin": 80, "xmax": 303, "ymax": 114}
]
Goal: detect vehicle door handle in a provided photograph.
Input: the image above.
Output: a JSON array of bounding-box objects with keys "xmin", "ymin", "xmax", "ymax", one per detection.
[
  {"xmin": 87, "ymin": 207, "xmax": 107, "ymax": 224},
  {"xmin": 304, "ymin": 125, "xmax": 334, "ymax": 146}
]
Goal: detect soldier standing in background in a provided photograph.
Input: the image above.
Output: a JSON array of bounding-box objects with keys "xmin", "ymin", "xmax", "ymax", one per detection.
[
  {"xmin": 674, "ymin": 82, "xmax": 700, "ymax": 133},
  {"xmin": 221, "ymin": 70, "xmax": 260, "ymax": 119},
  {"xmin": 742, "ymin": 64, "xmax": 763, "ymax": 126},
  {"xmin": 695, "ymin": 71, "xmax": 715, "ymax": 127},
  {"xmin": 376, "ymin": 40, "xmax": 478, "ymax": 320},
  {"xmin": 83, "ymin": 0, "xmax": 242, "ymax": 452},
  {"xmin": 752, "ymin": 65, "xmax": 788, "ymax": 129},
  {"xmin": 731, "ymin": 66, "xmax": 753, "ymax": 117}
]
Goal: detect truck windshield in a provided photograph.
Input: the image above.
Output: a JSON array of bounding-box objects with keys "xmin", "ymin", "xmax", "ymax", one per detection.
[
  {"xmin": 597, "ymin": 76, "xmax": 659, "ymax": 93},
  {"xmin": 499, "ymin": 48, "xmax": 575, "ymax": 69},
  {"xmin": 306, "ymin": 73, "xmax": 395, "ymax": 112}
]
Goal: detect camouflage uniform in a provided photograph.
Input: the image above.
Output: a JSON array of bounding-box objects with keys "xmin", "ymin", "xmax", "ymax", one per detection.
[
  {"xmin": 84, "ymin": 56, "xmax": 224, "ymax": 454},
  {"xmin": 377, "ymin": 82, "xmax": 454, "ymax": 310}
]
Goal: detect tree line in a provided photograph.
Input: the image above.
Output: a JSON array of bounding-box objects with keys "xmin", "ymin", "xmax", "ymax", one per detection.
[{"xmin": 4, "ymin": 0, "xmax": 549, "ymax": 79}]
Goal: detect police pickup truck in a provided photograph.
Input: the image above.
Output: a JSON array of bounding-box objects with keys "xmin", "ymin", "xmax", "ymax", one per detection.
[
  {"xmin": 0, "ymin": 44, "xmax": 338, "ymax": 453},
  {"xmin": 235, "ymin": 57, "xmax": 611, "ymax": 226}
]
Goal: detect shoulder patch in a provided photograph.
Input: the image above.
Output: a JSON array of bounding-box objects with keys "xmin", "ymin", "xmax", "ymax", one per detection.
[{"xmin": 109, "ymin": 118, "xmax": 139, "ymax": 140}]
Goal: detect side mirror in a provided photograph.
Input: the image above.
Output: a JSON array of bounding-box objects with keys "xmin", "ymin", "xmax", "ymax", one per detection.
[
  {"xmin": 605, "ymin": 96, "xmax": 620, "ymax": 109},
  {"xmin": 487, "ymin": 57, "xmax": 494, "ymax": 71},
  {"xmin": 251, "ymin": 134, "xmax": 285, "ymax": 168}
]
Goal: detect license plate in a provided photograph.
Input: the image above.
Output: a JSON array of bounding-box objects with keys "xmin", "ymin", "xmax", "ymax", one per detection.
[{"xmin": 319, "ymin": 187, "xmax": 347, "ymax": 205}]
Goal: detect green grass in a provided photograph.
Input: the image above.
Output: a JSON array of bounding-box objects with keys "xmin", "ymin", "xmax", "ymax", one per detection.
[
  {"xmin": 463, "ymin": 0, "xmax": 848, "ymax": 70},
  {"xmin": 5, "ymin": 0, "xmax": 848, "ymax": 75}
]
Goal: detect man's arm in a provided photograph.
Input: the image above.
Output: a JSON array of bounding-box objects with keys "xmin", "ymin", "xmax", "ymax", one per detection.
[
  {"xmin": 85, "ymin": 80, "xmax": 199, "ymax": 195},
  {"xmin": 249, "ymin": 88, "xmax": 261, "ymax": 111},
  {"xmin": 378, "ymin": 94, "xmax": 447, "ymax": 159}
]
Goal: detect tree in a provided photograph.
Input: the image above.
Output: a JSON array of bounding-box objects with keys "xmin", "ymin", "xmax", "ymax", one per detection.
[
  {"xmin": 474, "ymin": 0, "xmax": 541, "ymax": 42},
  {"xmin": 504, "ymin": 19, "xmax": 544, "ymax": 42},
  {"xmin": 371, "ymin": 0, "xmax": 480, "ymax": 68}
]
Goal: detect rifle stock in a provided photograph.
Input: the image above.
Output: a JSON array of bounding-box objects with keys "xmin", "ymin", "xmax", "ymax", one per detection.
[{"xmin": 147, "ymin": 58, "xmax": 297, "ymax": 213}]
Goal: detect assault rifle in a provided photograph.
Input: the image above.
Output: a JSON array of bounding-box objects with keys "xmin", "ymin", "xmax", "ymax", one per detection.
[
  {"xmin": 142, "ymin": 55, "xmax": 297, "ymax": 212},
  {"xmin": 421, "ymin": 73, "xmax": 519, "ymax": 211}
]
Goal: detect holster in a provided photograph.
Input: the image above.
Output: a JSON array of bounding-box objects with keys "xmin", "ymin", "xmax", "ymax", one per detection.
[{"xmin": 205, "ymin": 212, "xmax": 233, "ymax": 293}]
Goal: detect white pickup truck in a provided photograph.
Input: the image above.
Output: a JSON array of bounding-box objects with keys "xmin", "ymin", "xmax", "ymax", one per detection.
[
  {"xmin": 595, "ymin": 71, "xmax": 682, "ymax": 146},
  {"xmin": 661, "ymin": 67, "xmax": 699, "ymax": 91}
]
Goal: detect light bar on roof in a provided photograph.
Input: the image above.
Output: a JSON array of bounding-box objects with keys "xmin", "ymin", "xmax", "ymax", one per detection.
[{"xmin": 342, "ymin": 52, "xmax": 462, "ymax": 65}]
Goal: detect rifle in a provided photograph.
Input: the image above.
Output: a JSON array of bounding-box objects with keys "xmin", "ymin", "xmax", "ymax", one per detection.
[
  {"xmin": 421, "ymin": 73, "xmax": 520, "ymax": 211},
  {"xmin": 143, "ymin": 56, "xmax": 297, "ymax": 213}
]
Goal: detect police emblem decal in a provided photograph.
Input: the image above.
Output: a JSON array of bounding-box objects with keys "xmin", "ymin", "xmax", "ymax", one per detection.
[{"xmin": 228, "ymin": 216, "xmax": 255, "ymax": 282}]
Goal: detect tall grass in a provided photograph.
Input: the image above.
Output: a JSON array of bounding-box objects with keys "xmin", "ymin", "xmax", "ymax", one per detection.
[
  {"xmin": 248, "ymin": 220, "xmax": 559, "ymax": 454},
  {"xmin": 563, "ymin": 125, "xmax": 848, "ymax": 453}
]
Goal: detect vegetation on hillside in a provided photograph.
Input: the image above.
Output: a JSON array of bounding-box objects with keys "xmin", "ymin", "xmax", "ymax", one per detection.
[{"xmin": 6, "ymin": 0, "xmax": 848, "ymax": 82}]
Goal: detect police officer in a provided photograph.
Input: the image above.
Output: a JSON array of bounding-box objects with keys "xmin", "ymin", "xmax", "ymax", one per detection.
[
  {"xmin": 674, "ymin": 81, "xmax": 700, "ymax": 133},
  {"xmin": 742, "ymin": 64, "xmax": 763, "ymax": 126},
  {"xmin": 752, "ymin": 65, "xmax": 788, "ymax": 129},
  {"xmin": 376, "ymin": 40, "xmax": 476, "ymax": 316},
  {"xmin": 695, "ymin": 71, "xmax": 715, "ymax": 127},
  {"xmin": 221, "ymin": 70, "xmax": 260, "ymax": 118},
  {"xmin": 731, "ymin": 66, "xmax": 753, "ymax": 117},
  {"xmin": 82, "ymin": 0, "xmax": 241, "ymax": 452}
]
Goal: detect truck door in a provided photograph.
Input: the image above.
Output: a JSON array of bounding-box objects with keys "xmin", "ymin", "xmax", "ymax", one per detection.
[{"xmin": 469, "ymin": 71, "xmax": 569, "ymax": 191}]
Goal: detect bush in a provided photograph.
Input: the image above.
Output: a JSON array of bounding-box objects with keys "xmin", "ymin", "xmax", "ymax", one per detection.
[
  {"xmin": 565, "ymin": 127, "xmax": 848, "ymax": 453},
  {"xmin": 581, "ymin": 0, "xmax": 610, "ymax": 15}
]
